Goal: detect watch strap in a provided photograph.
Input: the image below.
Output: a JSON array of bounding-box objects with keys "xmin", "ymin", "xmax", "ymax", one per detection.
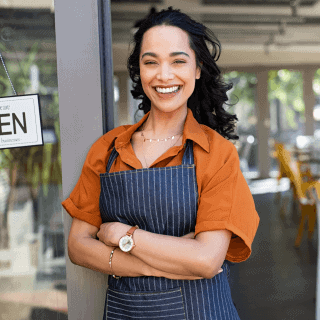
[{"xmin": 126, "ymin": 225, "xmax": 139, "ymax": 237}]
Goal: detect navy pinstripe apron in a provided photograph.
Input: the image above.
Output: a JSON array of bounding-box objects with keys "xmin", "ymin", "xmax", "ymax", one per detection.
[{"xmin": 100, "ymin": 140, "xmax": 240, "ymax": 320}]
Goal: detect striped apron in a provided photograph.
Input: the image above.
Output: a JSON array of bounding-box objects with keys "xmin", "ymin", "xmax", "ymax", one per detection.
[{"xmin": 100, "ymin": 140, "xmax": 240, "ymax": 320}]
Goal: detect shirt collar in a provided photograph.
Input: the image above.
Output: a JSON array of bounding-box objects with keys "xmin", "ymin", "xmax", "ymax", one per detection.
[
  {"xmin": 115, "ymin": 108, "xmax": 210, "ymax": 153},
  {"xmin": 114, "ymin": 112, "xmax": 149, "ymax": 149},
  {"xmin": 183, "ymin": 108, "xmax": 210, "ymax": 153}
]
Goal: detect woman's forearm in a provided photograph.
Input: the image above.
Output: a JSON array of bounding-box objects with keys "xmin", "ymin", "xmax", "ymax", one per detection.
[
  {"xmin": 111, "ymin": 249, "xmax": 204, "ymax": 280},
  {"xmin": 129, "ymin": 229, "xmax": 212, "ymax": 278},
  {"xmin": 68, "ymin": 236, "xmax": 203, "ymax": 280},
  {"xmin": 69, "ymin": 236, "xmax": 148, "ymax": 277}
]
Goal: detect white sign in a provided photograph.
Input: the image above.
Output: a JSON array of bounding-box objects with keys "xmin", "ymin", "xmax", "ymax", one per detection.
[{"xmin": 0, "ymin": 94, "xmax": 43, "ymax": 149}]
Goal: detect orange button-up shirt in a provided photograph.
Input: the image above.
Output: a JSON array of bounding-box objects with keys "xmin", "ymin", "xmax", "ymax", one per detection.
[{"xmin": 62, "ymin": 108, "xmax": 260, "ymax": 263}]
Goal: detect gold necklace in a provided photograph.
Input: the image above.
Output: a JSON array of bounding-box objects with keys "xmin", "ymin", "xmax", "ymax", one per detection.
[
  {"xmin": 140, "ymin": 131, "xmax": 182, "ymax": 142},
  {"xmin": 141, "ymin": 132, "xmax": 183, "ymax": 168}
]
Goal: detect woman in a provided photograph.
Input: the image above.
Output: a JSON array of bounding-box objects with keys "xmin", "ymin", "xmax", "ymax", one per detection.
[{"xmin": 62, "ymin": 7, "xmax": 260, "ymax": 320}]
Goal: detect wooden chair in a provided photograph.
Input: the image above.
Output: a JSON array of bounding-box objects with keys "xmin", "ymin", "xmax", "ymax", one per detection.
[
  {"xmin": 276, "ymin": 144, "xmax": 319, "ymax": 247},
  {"xmin": 273, "ymin": 141, "xmax": 289, "ymax": 183},
  {"xmin": 273, "ymin": 142, "xmax": 298, "ymax": 213}
]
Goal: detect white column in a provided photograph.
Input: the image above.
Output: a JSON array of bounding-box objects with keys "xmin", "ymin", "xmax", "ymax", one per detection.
[
  {"xmin": 55, "ymin": 0, "xmax": 108, "ymax": 319},
  {"xmin": 29, "ymin": 64, "xmax": 40, "ymax": 93},
  {"xmin": 256, "ymin": 69, "xmax": 271, "ymax": 179},
  {"xmin": 303, "ymin": 67, "xmax": 316, "ymax": 136},
  {"xmin": 116, "ymin": 71, "xmax": 130, "ymax": 126}
]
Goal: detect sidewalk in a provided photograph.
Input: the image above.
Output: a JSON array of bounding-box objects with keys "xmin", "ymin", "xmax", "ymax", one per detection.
[{"xmin": 0, "ymin": 275, "xmax": 67, "ymax": 320}]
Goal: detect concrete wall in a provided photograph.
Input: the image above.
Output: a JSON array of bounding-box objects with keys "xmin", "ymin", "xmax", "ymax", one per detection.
[{"xmin": 55, "ymin": 0, "xmax": 108, "ymax": 318}]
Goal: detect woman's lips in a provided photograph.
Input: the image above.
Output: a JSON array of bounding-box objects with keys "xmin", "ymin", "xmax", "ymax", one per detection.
[{"xmin": 153, "ymin": 86, "xmax": 182, "ymax": 99}]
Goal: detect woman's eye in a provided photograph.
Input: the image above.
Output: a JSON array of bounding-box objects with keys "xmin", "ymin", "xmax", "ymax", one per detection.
[{"xmin": 144, "ymin": 61, "xmax": 185, "ymax": 65}]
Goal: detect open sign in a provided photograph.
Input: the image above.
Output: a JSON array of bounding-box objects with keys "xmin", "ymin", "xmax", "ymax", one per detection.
[{"xmin": 0, "ymin": 94, "xmax": 43, "ymax": 149}]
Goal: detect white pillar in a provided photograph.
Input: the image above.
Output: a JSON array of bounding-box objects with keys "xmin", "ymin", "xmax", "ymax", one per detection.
[
  {"xmin": 55, "ymin": 0, "xmax": 109, "ymax": 319},
  {"xmin": 256, "ymin": 69, "xmax": 271, "ymax": 179},
  {"xmin": 303, "ymin": 67, "xmax": 316, "ymax": 136},
  {"xmin": 29, "ymin": 64, "xmax": 40, "ymax": 93},
  {"xmin": 116, "ymin": 71, "xmax": 130, "ymax": 126}
]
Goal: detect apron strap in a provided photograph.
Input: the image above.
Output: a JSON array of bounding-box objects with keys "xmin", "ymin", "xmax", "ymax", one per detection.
[
  {"xmin": 106, "ymin": 147, "xmax": 119, "ymax": 173},
  {"xmin": 105, "ymin": 139, "xmax": 194, "ymax": 173},
  {"xmin": 182, "ymin": 139, "xmax": 194, "ymax": 165}
]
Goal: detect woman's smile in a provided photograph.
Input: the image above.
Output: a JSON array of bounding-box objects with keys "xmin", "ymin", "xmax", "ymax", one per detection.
[{"xmin": 153, "ymin": 85, "xmax": 183, "ymax": 99}]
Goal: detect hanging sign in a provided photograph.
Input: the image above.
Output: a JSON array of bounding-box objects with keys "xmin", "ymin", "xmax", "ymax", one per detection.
[{"xmin": 0, "ymin": 94, "xmax": 43, "ymax": 150}]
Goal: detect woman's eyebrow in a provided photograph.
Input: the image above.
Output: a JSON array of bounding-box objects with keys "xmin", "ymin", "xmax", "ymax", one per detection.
[{"xmin": 141, "ymin": 52, "xmax": 190, "ymax": 59}]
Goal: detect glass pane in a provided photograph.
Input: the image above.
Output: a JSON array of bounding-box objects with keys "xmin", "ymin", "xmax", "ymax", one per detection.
[
  {"xmin": 128, "ymin": 77, "xmax": 144, "ymax": 124},
  {"xmin": 268, "ymin": 69, "xmax": 304, "ymax": 173},
  {"xmin": 114, "ymin": 75, "xmax": 119, "ymax": 127},
  {"xmin": 223, "ymin": 71, "xmax": 258, "ymax": 179},
  {"xmin": 314, "ymin": 68, "xmax": 320, "ymax": 140},
  {"xmin": 0, "ymin": 5, "xmax": 67, "ymax": 320}
]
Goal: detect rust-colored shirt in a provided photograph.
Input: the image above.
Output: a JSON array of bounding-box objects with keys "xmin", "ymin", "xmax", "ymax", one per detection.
[{"xmin": 62, "ymin": 108, "xmax": 260, "ymax": 263}]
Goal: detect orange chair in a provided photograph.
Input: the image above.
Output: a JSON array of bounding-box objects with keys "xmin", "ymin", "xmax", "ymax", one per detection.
[
  {"xmin": 273, "ymin": 142, "xmax": 298, "ymax": 213},
  {"xmin": 273, "ymin": 141, "xmax": 289, "ymax": 183},
  {"xmin": 276, "ymin": 144, "xmax": 319, "ymax": 247}
]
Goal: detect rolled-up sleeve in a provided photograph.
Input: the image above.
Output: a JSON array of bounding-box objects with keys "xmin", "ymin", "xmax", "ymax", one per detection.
[
  {"xmin": 195, "ymin": 144, "xmax": 260, "ymax": 263},
  {"xmin": 61, "ymin": 136, "xmax": 113, "ymax": 228}
]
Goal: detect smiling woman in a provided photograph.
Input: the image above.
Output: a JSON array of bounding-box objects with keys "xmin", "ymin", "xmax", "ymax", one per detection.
[{"xmin": 62, "ymin": 6, "xmax": 260, "ymax": 320}]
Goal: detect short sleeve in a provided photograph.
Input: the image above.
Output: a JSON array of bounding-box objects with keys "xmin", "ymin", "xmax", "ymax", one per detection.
[
  {"xmin": 194, "ymin": 144, "xmax": 260, "ymax": 263},
  {"xmin": 61, "ymin": 127, "xmax": 126, "ymax": 228}
]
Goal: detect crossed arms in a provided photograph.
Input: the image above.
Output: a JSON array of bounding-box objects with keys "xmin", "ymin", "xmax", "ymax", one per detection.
[{"xmin": 68, "ymin": 218, "xmax": 232, "ymax": 280}]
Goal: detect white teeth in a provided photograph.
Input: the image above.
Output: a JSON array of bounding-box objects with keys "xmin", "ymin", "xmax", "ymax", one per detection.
[{"xmin": 155, "ymin": 86, "xmax": 180, "ymax": 93}]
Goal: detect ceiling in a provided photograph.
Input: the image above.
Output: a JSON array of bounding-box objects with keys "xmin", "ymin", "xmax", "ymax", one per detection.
[
  {"xmin": 110, "ymin": 0, "xmax": 320, "ymax": 69},
  {"xmin": 202, "ymin": 0, "xmax": 318, "ymax": 5},
  {"xmin": 0, "ymin": 0, "xmax": 319, "ymax": 68},
  {"xmin": 0, "ymin": 9, "xmax": 55, "ymax": 41},
  {"xmin": 111, "ymin": 0, "xmax": 320, "ymax": 48},
  {"xmin": 111, "ymin": 0, "xmax": 318, "ymax": 4}
]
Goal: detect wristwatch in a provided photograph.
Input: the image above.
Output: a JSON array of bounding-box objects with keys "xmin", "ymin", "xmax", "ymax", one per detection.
[{"xmin": 119, "ymin": 225, "xmax": 139, "ymax": 253}]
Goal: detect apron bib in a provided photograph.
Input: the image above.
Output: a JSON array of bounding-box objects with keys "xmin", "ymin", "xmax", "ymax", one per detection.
[{"xmin": 100, "ymin": 140, "xmax": 240, "ymax": 320}]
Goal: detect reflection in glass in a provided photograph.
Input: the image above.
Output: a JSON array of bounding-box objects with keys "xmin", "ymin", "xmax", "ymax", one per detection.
[
  {"xmin": 0, "ymin": 5, "xmax": 67, "ymax": 319},
  {"xmin": 268, "ymin": 70, "xmax": 305, "ymax": 173},
  {"xmin": 223, "ymin": 71, "xmax": 258, "ymax": 179}
]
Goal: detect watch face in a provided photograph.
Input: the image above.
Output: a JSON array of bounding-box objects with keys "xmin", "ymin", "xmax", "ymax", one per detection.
[{"xmin": 119, "ymin": 235, "xmax": 133, "ymax": 252}]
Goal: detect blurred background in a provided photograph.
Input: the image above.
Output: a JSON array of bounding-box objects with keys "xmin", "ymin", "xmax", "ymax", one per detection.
[{"xmin": 0, "ymin": 0, "xmax": 320, "ymax": 319}]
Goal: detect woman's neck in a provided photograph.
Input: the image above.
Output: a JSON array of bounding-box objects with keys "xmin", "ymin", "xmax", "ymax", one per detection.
[{"xmin": 141, "ymin": 107, "xmax": 187, "ymax": 138}]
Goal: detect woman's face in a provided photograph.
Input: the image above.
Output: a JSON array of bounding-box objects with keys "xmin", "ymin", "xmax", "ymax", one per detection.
[{"xmin": 139, "ymin": 25, "xmax": 201, "ymax": 115}]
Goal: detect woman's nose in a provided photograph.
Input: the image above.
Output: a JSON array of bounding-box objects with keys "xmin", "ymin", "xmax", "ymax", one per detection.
[{"xmin": 156, "ymin": 64, "xmax": 174, "ymax": 81}]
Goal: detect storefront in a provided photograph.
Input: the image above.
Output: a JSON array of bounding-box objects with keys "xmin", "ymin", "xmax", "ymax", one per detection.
[{"xmin": 1, "ymin": 0, "xmax": 320, "ymax": 319}]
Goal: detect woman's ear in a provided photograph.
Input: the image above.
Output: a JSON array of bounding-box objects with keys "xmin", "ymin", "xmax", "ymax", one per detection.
[{"xmin": 196, "ymin": 62, "xmax": 202, "ymax": 79}]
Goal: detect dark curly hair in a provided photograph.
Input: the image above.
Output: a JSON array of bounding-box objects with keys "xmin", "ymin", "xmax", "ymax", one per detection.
[{"xmin": 127, "ymin": 7, "xmax": 238, "ymax": 140}]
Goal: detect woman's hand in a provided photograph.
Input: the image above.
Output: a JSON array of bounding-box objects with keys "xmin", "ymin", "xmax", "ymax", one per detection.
[{"xmin": 97, "ymin": 222, "xmax": 131, "ymax": 247}]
